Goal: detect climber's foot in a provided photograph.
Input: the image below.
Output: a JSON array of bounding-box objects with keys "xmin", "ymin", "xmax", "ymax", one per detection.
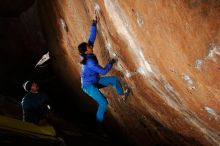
[{"xmin": 122, "ymin": 87, "xmax": 130, "ymax": 102}]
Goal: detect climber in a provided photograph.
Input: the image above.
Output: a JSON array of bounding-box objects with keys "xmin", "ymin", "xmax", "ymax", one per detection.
[
  {"xmin": 77, "ymin": 13, "xmax": 130, "ymax": 124},
  {"xmin": 21, "ymin": 80, "xmax": 53, "ymax": 125}
]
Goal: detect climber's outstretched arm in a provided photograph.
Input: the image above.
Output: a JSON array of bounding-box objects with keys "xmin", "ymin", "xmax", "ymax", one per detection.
[{"xmin": 87, "ymin": 20, "xmax": 97, "ymax": 47}]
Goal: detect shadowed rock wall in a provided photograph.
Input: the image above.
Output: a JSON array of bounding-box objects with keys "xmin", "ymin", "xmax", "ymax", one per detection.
[{"xmin": 0, "ymin": 0, "xmax": 48, "ymax": 97}]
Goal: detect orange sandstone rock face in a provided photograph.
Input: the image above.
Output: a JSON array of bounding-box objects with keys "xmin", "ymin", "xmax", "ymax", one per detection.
[{"xmin": 38, "ymin": 0, "xmax": 220, "ymax": 145}]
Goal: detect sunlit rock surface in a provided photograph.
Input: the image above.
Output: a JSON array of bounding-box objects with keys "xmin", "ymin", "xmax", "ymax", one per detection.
[{"xmin": 1, "ymin": 0, "xmax": 220, "ymax": 146}]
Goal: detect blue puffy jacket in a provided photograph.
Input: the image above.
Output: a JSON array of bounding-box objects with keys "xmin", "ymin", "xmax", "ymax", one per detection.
[{"xmin": 81, "ymin": 22, "xmax": 113, "ymax": 86}]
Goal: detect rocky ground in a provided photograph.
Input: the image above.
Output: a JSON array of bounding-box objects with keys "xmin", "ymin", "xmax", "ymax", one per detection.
[{"xmin": 0, "ymin": 94, "xmax": 132, "ymax": 146}]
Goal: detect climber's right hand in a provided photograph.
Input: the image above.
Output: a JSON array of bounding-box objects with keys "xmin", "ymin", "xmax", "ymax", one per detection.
[
  {"xmin": 92, "ymin": 11, "xmax": 100, "ymax": 24},
  {"xmin": 109, "ymin": 58, "xmax": 117, "ymax": 65}
]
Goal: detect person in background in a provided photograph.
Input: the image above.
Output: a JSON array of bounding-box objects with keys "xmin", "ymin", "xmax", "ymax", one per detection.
[
  {"xmin": 78, "ymin": 14, "xmax": 130, "ymax": 125},
  {"xmin": 21, "ymin": 80, "xmax": 52, "ymax": 125}
]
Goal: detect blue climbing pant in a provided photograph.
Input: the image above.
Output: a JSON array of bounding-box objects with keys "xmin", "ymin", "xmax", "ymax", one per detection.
[{"xmin": 82, "ymin": 76, "xmax": 124, "ymax": 122}]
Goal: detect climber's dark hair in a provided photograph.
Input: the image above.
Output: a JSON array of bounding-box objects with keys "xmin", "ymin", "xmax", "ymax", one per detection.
[{"xmin": 78, "ymin": 42, "xmax": 88, "ymax": 64}]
